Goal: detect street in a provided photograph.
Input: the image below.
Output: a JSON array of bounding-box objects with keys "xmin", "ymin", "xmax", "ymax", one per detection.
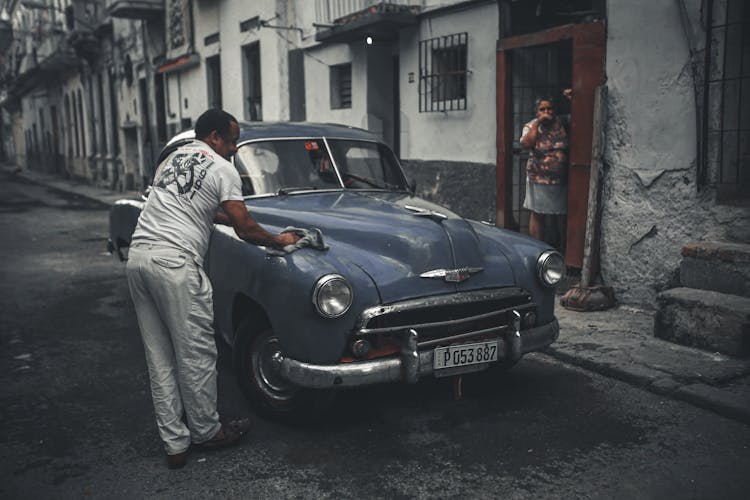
[{"xmin": 1, "ymin": 171, "xmax": 749, "ymax": 500}]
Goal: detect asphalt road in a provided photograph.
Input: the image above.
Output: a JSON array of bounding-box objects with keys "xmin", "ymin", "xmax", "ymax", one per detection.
[{"xmin": 1, "ymin": 172, "xmax": 749, "ymax": 499}]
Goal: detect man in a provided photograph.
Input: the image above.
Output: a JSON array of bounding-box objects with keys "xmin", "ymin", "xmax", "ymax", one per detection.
[
  {"xmin": 520, "ymin": 91, "xmax": 571, "ymax": 250},
  {"xmin": 126, "ymin": 109, "xmax": 299, "ymax": 469}
]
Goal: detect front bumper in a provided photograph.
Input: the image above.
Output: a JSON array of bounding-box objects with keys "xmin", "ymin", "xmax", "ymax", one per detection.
[{"xmin": 272, "ymin": 318, "xmax": 559, "ymax": 389}]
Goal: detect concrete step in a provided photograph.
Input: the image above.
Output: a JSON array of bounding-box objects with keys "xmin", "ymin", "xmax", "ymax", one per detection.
[
  {"xmin": 655, "ymin": 287, "xmax": 750, "ymax": 357},
  {"xmin": 680, "ymin": 241, "xmax": 750, "ymax": 297}
]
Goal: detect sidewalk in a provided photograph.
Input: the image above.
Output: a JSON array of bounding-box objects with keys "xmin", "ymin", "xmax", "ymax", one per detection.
[{"xmin": 4, "ymin": 162, "xmax": 750, "ymax": 425}]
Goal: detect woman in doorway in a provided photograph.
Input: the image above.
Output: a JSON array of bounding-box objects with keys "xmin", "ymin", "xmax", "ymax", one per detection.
[{"xmin": 520, "ymin": 90, "xmax": 571, "ymax": 250}]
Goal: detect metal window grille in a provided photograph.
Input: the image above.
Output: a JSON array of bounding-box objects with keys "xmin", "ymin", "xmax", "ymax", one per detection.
[
  {"xmin": 702, "ymin": 0, "xmax": 750, "ymax": 199},
  {"xmin": 330, "ymin": 63, "xmax": 352, "ymax": 109},
  {"xmin": 419, "ymin": 32, "xmax": 468, "ymax": 112}
]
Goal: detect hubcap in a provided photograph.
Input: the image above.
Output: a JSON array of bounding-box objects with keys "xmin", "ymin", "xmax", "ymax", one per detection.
[{"xmin": 250, "ymin": 333, "xmax": 297, "ymax": 402}]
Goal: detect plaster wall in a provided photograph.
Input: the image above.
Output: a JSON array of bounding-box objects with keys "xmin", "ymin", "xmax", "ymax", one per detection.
[
  {"xmin": 165, "ymin": 0, "xmax": 291, "ymax": 133},
  {"xmin": 398, "ymin": 2, "xmax": 497, "ymax": 164},
  {"xmin": 600, "ymin": 0, "xmax": 750, "ymax": 307},
  {"xmin": 303, "ymin": 43, "xmax": 370, "ymax": 130}
]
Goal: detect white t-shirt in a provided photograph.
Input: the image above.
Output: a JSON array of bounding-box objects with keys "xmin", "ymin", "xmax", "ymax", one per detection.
[{"xmin": 131, "ymin": 140, "xmax": 244, "ymax": 264}]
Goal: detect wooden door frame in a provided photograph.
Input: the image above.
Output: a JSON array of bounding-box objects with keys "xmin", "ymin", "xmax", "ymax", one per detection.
[{"xmin": 496, "ymin": 20, "xmax": 606, "ymax": 267}]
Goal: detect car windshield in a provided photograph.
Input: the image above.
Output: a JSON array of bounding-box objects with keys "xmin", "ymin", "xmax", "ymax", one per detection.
[{"xmin": 233, "ymin": 139, "xmax": 408, "ymax": 195}]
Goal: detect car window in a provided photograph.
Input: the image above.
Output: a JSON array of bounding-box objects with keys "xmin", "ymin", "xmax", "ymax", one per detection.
[
  {"xmin": 234, "ymin": 139, "xmax": 407, "ymax": 195},
  {"xmin": 234, "ymin": 139, "xmax": 341, "ymax": 195},
  {"xmin": 326, "ymin": 140, "xmax": 407, "ymax": 190}
]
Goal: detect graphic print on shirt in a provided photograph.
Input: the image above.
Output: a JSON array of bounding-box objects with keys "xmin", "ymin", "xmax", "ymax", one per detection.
[{"xmin": 155, "ymin": 152, "xmax": 214, "ymax": 198}]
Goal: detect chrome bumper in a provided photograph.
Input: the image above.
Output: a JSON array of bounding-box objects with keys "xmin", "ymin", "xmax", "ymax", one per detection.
[{"xmin": 272, "ymin": 318, "xmax": 560, "ymax": 389}]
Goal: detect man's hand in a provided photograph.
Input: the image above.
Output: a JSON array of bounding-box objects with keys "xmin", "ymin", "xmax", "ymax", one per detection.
[{"xmin": 276, "ymin": 232, "xmax": 300, "ymax": 248}]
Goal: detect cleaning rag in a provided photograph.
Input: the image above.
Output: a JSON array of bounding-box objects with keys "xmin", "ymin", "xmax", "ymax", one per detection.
[{"xmin": 265, "ymin": 227, "xmax": 329, "ymax": 256}]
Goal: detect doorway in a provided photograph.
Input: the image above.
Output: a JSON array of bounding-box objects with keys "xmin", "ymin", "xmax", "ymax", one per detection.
[
  {"xmin": 509, "ymin": 41, "xmax": 572, "ymax": 243},
  {"xmin": 497, "ymin": 21, "xmax": 606, "ymax": 268}
]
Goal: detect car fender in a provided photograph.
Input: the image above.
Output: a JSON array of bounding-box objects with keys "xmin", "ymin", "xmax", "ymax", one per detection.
[{"xmin": 207, "ymin": 224, "xmax": 380, "ymax": 364}]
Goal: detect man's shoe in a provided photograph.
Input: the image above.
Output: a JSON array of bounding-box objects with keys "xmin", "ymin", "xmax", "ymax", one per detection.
[
  {"xmin": 166, "ymin": 448, "xmax": 190, "ymax": 469},
  {"xmin": 194, "ymin": 418, "xmax": 251, "ymax": 451}
]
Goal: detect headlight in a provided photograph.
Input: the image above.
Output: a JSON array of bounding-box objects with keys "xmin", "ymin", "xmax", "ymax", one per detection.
[
  {"xmin": 537, "ymin": 250, "xmax": 565, "ymax": 287},
  {"xmin": 312, "ymin": 274, "xmax": 353, "ymax": 318}
]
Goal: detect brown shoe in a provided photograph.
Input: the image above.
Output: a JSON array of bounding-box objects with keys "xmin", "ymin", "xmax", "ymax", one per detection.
[
  {"xmin": 194, "ymin": 418, "xmax": 251, "ymax": 451},
  {"xmin": 166, "ymin": 447, "xmax": 190, "ymax": 469}
]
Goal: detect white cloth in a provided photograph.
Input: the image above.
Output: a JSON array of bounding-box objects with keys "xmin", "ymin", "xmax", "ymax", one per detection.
[
  {"xmin": 131, "ymin": 139, "xmax": 243, "ymax": 265},
  {"xmin": 265, "ymin": 227, "xmax": 329, "ymax": 256},
  {"xmin": 126, "ymin": 242, "xmax": 222, "ymax": 455}
]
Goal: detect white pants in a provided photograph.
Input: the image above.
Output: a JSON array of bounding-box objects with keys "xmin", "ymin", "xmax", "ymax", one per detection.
[{"xmin": 126, "ymin": 242, "xmax": 221, "ymax": 455}]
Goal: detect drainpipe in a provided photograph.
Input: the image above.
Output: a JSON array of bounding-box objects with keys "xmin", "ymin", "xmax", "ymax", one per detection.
[
  {"xmin": 676, "ymin": 0, "xmax": 708, "ymax": 189},
  {"xmin": 699, "ymin": 0, "xmax": 713, "ymax": 188}
]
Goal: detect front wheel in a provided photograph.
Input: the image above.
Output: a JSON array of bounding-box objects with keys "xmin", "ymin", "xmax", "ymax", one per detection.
[{"xmin": 233, "ymin": 318, "xmax": 334, "ymax": 423}]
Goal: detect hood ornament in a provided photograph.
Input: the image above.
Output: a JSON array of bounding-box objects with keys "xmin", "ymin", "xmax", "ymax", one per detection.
[
  {"xmin": 420, "ymin": 267, "xmax": 483, "ymax": 283},
  {"xmin": 404, "ymin": 204, "xmax": 448, "ymax": 222}
]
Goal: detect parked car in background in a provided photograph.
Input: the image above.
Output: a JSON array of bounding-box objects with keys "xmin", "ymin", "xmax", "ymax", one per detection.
[{"xmin": 109, "ymin": 122, "xmax": 564, "ymax": 420}]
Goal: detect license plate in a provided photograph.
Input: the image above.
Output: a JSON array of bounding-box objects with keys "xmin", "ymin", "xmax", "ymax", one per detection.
[{"xmin": 433, "ymin": 340, "xmax": 499, "ymax": 370}]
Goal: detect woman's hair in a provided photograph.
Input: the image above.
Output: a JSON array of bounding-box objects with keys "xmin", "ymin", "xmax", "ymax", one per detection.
[
  {"xmin": 195, "ymin": 108, "xmax": 238, "ymax": 140},
  {"xmin": 534, "ymin": 96, "xmax": 554, "ymax": 110}
]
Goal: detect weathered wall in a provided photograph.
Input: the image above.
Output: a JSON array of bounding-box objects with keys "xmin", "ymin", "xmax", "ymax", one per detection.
[{"xmin": 600, "ymin": 0, "xmax": 750, "ymax": 308}]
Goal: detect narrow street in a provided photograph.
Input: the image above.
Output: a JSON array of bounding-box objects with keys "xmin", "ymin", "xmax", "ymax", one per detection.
[{"xmin": 1, "ymin": 171, "xmax": 749, "ymax": 499}]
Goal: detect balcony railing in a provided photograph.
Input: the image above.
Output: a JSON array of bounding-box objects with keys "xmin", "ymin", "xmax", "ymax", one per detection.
[
  {"xmin": 314, "ymin": 0, "xmax": 421, "ymax": 43},
  {"xmin": 315, "ymin": 0, "xmax": 422, "ymax": 25},
  {"xmin": 106, "ymin": 0, "xmax": 164, "ymax": 20}
]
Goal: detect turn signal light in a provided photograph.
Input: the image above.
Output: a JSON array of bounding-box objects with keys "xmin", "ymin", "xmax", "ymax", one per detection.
[{"xmin": 351, "ymin": 339, "xmax": 371, "ymax": 358}]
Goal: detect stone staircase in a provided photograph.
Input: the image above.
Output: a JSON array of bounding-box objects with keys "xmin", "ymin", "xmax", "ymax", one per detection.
[{"xmin": 655, "ymin": 241, "xmax": 750, "ymax": 357}]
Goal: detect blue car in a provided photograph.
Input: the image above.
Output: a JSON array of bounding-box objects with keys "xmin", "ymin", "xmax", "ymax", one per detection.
[{"xmin": 109, "ymin": 122, "xmax": 563, "ymax": 420}]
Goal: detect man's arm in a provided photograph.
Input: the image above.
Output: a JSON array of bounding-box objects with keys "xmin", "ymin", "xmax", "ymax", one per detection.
[{"xmin": 220, "ymin": 200, "xmax": 299, "ymax": 248}]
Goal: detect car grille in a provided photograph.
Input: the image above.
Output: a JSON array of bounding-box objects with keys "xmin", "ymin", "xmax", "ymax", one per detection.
[{"xmin": 355, "ymin": 288, "xmax": 534, "ymax": 348}]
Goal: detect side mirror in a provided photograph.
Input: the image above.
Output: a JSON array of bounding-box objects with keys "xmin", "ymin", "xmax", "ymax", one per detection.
[{"xmin": 409, "ymin": 179, "xmax": 417, "ymax": 195}]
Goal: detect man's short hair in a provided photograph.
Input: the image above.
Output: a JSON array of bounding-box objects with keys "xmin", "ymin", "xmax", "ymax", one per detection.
[{"xmin": 194, "ymin": 109, "xmax": 238, "ymax": 140}]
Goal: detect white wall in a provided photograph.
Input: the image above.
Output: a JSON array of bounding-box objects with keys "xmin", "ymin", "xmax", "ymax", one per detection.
[
  {"xmin": 398, "ymin": 2, "xmax": 497, "ymax": 164},
  {"xmin": 303, "ymin": 43, "xmax": 369, "ymax": 129},
  {"xmin": 165, "ymin": 0, "xmax": 292, "ymax": 131}
]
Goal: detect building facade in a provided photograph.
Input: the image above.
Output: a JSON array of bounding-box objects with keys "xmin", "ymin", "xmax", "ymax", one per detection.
[{"xmin": 0, "ymin": 0, "xmax": 747, "ymax": 308}]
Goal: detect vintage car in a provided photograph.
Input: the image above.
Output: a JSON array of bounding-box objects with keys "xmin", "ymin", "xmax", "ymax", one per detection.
[{"xmin": 109, "ymin": 122, "xmax": 564, "ymax": 419}]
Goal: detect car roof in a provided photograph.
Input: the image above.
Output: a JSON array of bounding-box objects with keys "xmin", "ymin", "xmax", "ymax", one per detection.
[
  {"xmin": 237, "ymin": 122, "xmax": 381, "ymax": 142},
  {"xmin": 167, "ymin": 121, "xmax": 381, "ymax": 146}
]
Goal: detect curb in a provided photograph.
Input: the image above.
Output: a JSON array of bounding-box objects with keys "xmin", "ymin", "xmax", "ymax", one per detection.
[{"xmin": 545, "ymin": 347, "xmax": 750, "ymax": 425}]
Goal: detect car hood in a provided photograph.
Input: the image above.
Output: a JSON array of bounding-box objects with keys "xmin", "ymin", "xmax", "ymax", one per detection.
[{"xmin": 245, "ymin": 191, "xmax": 517, "ymax": 304}]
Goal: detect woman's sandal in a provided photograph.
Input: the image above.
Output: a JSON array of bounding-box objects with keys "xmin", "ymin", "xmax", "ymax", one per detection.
[{"xmin": 194, "ymin": 418, "xmax": 251, "ymax": 451}]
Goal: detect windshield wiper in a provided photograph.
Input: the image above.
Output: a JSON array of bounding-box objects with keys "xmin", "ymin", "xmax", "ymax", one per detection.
[
  {"xmin": 277, "ymin": 186, "xmax": 315, "ymax": 195},
  {"xmin": 340, "ymin": 173, "xmax": 385, "ymax": 189}
]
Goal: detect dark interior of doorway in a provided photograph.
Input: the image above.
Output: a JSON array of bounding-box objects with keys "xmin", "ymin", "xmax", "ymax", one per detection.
[{"xmin": 510, "ymin": 40, "xmax": 572, "ymax": 252}]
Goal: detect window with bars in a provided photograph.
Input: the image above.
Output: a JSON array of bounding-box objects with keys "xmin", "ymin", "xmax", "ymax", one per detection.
[
  {"xmin": 703, "ymin": 0, "xmax": 749, "ymax": 200},
  {"xmin": 419, "ymin": 33, "xmax": 468, "ymax": 112},
  {"xmin": 330, "ymin": 63, "xmax": 352, "ymax": 109}
]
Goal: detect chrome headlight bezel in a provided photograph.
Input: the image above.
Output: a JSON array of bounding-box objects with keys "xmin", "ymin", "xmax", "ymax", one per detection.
[
  {"xmin": 312, "ymin": 274, "xmax": 353, "ymax": 318},
  {"xmin": 536, "ymin": 250, "xmax": 565, "ymax": 288}
]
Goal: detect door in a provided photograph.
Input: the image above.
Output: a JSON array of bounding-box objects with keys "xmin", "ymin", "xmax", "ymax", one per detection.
[{"xmin": 497, "ymin": 21, "xmax": 606, "ymax": 268}]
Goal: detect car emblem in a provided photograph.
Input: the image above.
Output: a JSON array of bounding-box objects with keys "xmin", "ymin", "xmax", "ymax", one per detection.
[{"xmin": 420, "ymin": 267, "xmax": 483, "ymax": 283}]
